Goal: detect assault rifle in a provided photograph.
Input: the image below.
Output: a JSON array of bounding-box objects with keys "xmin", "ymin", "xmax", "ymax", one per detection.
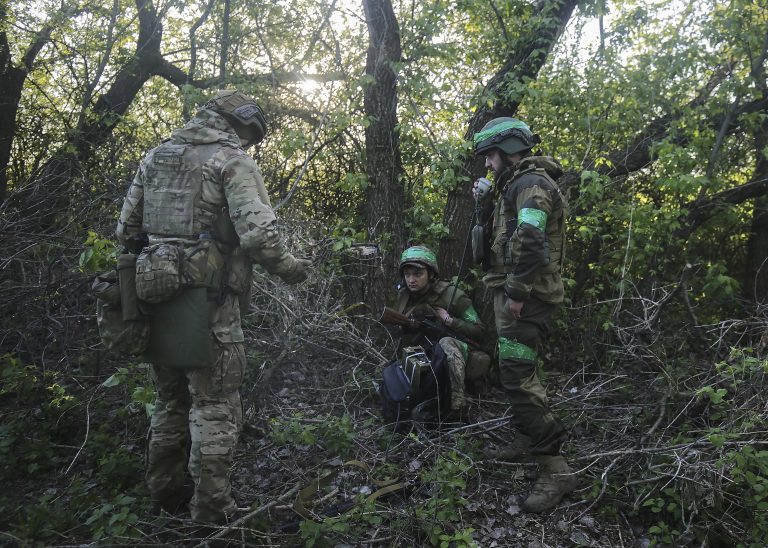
[{"xmin": 379, "ymin": 307, "xmax": 482, "ymax": 349}]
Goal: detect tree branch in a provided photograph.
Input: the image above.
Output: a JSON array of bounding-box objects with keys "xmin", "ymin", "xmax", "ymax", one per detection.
[{"xmin": 439, "ymin": 0, "xmax": 579, "ymax": 276}]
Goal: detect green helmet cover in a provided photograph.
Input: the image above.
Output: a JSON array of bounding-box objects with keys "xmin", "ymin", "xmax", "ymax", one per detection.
[
  {"xmin": 399, "ymin": 245, "xmax": 439, "ymax": 276},
  {"xmin": 473, "ymin": 117, "xmax": 539, "ymax": 156}
]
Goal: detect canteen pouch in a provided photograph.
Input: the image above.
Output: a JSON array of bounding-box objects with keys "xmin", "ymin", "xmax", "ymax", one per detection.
[
  {"xmin": 92, "ymin": 270, "xmax": 149, "ymax": 355},
  {"xmin": 144, "ymin": 287, "xmax": 214, "ymax": 368},
  {"xmin": 135, "ymin": 243, "xmax": 183, "ymax": 303},
  {"xmin": 116, "ymin": 253, "xmax": 142, "ymax": 321}
]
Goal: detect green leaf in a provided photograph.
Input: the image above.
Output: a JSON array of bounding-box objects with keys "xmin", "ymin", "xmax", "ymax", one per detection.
[{"xmin": 102, "ymin": 374, "xmax": 121, "ymax": 387}]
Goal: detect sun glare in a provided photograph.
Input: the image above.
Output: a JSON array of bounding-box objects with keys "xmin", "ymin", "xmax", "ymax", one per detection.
[{"xmin": 301, "ymin": 79, "xmax": 320, "ymax": 93}]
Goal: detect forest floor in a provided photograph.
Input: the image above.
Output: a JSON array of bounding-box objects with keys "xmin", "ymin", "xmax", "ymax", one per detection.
[
  {"xmin": 225, "ymin": 356, "xmax": 641, "ymax": 548},
  {"xmin": 3, "ymin": 262, "xmax": 762, "ymax": 547},
  {"xmin": 118, "ymin": 269, "xmax": 658, "ymax": 547},
  {"xmin": 132, "ymin": 346, "xmax": 641, "ymax": 548}
]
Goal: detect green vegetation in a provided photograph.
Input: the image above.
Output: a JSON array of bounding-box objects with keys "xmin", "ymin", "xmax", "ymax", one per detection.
[{"xmin": 1, "ymin": 0, "xmax": 767, "ymax": 545}]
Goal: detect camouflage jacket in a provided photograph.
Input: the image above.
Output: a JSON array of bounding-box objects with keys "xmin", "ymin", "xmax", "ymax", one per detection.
[
  {"xmin": 394, "ymin": 280, "xmax": 486, "ymax": 348},
  {"xmin": 116, "ymin": 109, "xmax": 303, "ymax": 290},
  {"xmin": 481, "ymin": 156, "xmax": 567, "ymax": 304}
]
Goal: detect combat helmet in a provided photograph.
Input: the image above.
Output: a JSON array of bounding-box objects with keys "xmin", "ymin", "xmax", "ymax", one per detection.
[
  {"xmin": 473, "ymin": 117, "xmax": 540, "ymax": 156},
  {"xmin": 399, "ymin": 245, "xmax": 439, "ymax": 277},
  {"xmin": 202, "ymin": 90, "xmax": 268, "ymax": 144}
]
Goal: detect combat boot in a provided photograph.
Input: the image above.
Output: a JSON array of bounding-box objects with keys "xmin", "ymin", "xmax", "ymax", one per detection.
[
  {"xmin": 150, "ymin": 481, "xmax": 194, "ymax": 516},
  {"xmin": 521, "ymin": 455, "xmax": 578, "ymax": 513},
  {"xmin": 483, "ymin": 432, "xmax": 532, "ymax": 461}
]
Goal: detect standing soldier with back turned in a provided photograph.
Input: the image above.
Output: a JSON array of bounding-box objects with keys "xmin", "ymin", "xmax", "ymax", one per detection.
[
  {"xmin": 116, "ymin": 90, "xmax": 310, "ymax": 525},
  {"xmin": 471, "ymin": 117, "xmax": 577, "ymax": 512}
]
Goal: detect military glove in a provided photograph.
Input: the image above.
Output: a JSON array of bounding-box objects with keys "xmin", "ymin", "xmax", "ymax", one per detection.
[{"xmin": 279, "ymin": 257, "xmax": 311, "ymax": 284}]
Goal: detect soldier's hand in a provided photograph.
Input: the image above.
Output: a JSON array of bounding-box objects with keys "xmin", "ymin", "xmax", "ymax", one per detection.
[
  {"xmin": 434, "ymin": 307, "xmax": 454, "ymax": 327},
  {"xmin": 507, "ymin": 298, "xmax": 524, "ymax": 319},
  {"xmin": 473, "ymin": 177, "xmax": 493, "ymax": 200},
  {"xmin": 280, "ymin": 257, "xmax": 311, "ymax": 284}
]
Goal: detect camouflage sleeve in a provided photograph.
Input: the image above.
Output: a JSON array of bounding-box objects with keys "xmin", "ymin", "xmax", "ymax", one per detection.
[
  {"xmin": 221, "ymin": 153, "xmax": 299, "ymax": 276},
  {"xmin": 447, "ymin": 288, "xmax": 486, "ymax": 342},
  {"xmin": 505, "ymin": 177, "xmax": 552, "ymax": 300},
  {"xmin": 116, "ymin": 163, "xmax": 146, "ymax": 245}
]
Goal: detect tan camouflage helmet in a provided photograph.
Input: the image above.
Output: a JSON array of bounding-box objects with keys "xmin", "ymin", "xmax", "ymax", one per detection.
[{"xmin": 202, "ymin": 90, "xmax": 268, "ymax": 144}]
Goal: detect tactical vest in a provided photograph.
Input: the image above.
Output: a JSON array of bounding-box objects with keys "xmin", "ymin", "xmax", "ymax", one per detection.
[
  {"xmin": 142, "ymin": 141, "xmax": 236, "ymax": 241},
  {"xmin": 394, "ymin": 281, "xmax": 442, "ymax": 349},
  {"xmin": 395, "ymin": 280, "xmax": 454, "ymax": 317},
  {"xmin": 489, "ymin": 163, "xmax": 566, "ymax": 275}
]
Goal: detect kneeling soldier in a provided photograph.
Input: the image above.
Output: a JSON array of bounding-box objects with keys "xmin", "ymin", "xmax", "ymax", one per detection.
[{"xmin": 393, "ymin": 245, "xmax": 490, "ymax": 412}]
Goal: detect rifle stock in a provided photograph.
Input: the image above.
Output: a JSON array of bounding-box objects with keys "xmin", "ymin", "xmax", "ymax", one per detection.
[
  {"xmin": 379, "ymin": 307, "xmax": 483, "ymax": 349},
  {"xmin": 380, "ymin": 307, "xmax": 420, "ymax": 329}
]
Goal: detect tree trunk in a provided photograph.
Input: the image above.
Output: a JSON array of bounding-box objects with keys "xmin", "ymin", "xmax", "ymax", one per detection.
[
  {"xmin": 439, "ymin": 0, "xmax": 579, "ymax": 277},
  {"xmin": 0, "ymin": 2, "xmax": 64, "ymax": 203},
  {"xmin": 361, "ymin": 0, "xmax": 405, "ymax": 313},
  {"xmin": 746, "ymin": 195, "xmax": 768, "ymax": 303},
  {"xmin": 219, "ymin": 0, "xmax": 231, "ymax": 85},
  {"xmin": 0, "ymin": 38, "xmax": 24, "ymax": 204},
  {"xmin": 16, "ymin": 0, "xmax": 188, "ymax": 229},
  {"xmin": 744, "ymin": 103, "xmax": 768, "ymax": 303}
]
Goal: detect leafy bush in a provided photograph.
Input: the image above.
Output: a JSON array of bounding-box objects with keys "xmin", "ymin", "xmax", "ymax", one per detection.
[
  {"xmin": 84, "ymin": 494, "xmax": 141, "ymax": 541},
  {"xmin": 270, "ymin": 413, "xmax": 357, "ymax": 456},
  {"xmin": 79, "ymin": 231, "xmax": 119, "ymax": 274}
]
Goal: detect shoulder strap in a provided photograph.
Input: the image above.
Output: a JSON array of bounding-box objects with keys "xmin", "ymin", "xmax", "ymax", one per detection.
[{"xmin": 394, "ymin": 288, "xmax": 410, "ymax": 314}]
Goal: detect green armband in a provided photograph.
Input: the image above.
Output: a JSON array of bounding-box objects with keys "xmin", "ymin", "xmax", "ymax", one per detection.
[
  {"xmin": 518, "ymin": 208, "xmax": 547, "ymax": 231},
  {"xmin": 498, "ymin": 337, "xmax": 537, "ymax": 362},
  {"xmin": 462, "ymin": 306, "xmax": 480, "ymax": 323}
]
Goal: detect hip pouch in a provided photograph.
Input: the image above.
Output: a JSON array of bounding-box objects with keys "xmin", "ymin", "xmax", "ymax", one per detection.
[
  {"xmin": 91, "ymin": 269, "xmax": 149, "ymax": 355},
  {"xmin": 135, "ymin": 243, "xmax": 183, "ymax": 303}
]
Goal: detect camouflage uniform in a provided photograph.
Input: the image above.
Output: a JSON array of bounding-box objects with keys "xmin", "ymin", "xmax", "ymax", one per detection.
[
  {"xmin": 395, "ymin": 280, "xmax": 489, "ymax": 410},
  {"xmin": 116, "ymin": 104, "xmax": 305, "ymax": 524},
  {"xmin": 481, "ymin": 155, "xmax": 568, "ymax": 456}
]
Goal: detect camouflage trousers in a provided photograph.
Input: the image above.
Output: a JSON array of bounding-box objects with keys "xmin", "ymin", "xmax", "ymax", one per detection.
[
  {"xmin": 493, "ymin": 288, "xmax": 567, "ymax": 456},
  {"xmin": 437, "ymin": 338, "xmax": 491, "ymax": 410},
  {"xmin": 146, "ymin": 293, "xmax": 245, "ymax": 524}
]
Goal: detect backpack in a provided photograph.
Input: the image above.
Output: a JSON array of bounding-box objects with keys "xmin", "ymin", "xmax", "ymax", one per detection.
[{"xmin": 379, "ymin": 344, "xmax": 451, "ymax": 426}]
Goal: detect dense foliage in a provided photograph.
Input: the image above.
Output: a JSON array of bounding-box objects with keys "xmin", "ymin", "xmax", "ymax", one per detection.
[{"xmin": 1, "ymin": 0, "xmax": 766, "ymax": 546}]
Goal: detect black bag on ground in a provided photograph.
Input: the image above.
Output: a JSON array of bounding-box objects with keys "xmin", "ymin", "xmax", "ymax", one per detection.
[{"xmin": 379, "ymin": 344, "xmax": 450, "ymax": 423}]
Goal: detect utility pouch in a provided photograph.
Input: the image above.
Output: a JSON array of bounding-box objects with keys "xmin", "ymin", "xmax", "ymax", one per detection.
[
  {"xmin": 225, "ymin": 247, "xmax": 253, "ymax": 295},
  {"xmin": 135, "ymin": 243, "xmax": 183, "ymax": 303},
  {"xmin": 92, "ymin": 270, "xmax": 149, "ymax": 355},
  {"xmin": 144, "ymin": 287, "xmax": 214, "ymax": 368},
  {"xmin": 503, "ymin": 218, "xmax": 517, "ymax": 265},
  {"xmin": 471, "ymin": 224, "xmax": 485, "ymax": 264},
  {"xmin": 183, "ymin": 238, "xmax": 225, "ymax": 290}
]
